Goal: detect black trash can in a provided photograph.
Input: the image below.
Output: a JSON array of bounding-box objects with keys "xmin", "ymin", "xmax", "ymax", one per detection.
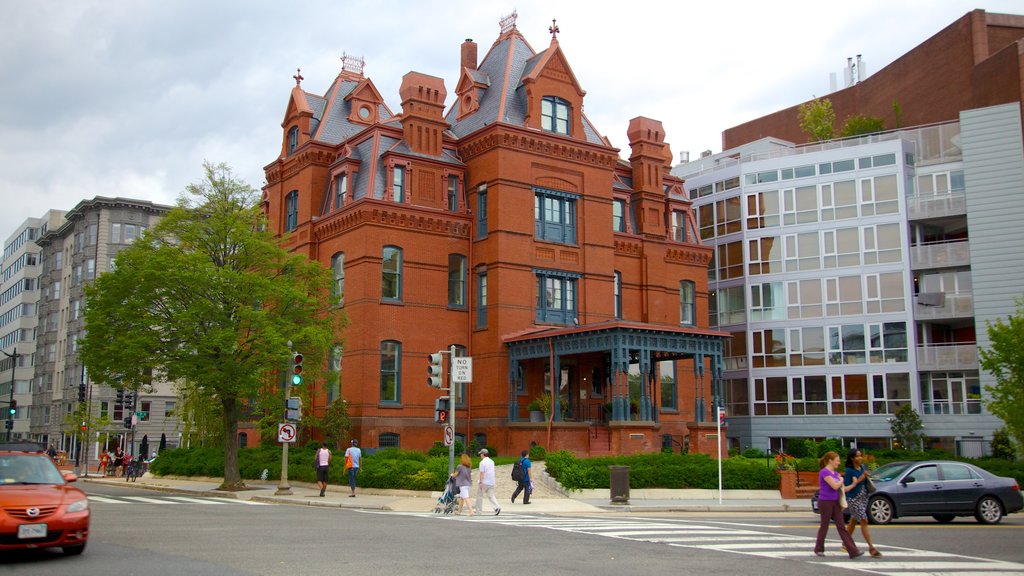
[{"xmin": 609, "ymin": 465, "xmax": 630, "ymax": 504}]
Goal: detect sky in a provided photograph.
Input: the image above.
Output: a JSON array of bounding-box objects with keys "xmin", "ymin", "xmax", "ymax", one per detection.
[{"xmin": 3, "ymin": 0, "xmax": 1023, "ymax": 239}]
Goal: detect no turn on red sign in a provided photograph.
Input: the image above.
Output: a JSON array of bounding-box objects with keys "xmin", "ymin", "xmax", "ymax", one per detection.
[{"xmin": 278, "ymin": 423, "xmax": 297, "ymax": 443}]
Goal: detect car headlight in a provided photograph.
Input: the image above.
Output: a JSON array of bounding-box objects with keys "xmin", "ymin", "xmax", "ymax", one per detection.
[{"xmin": 66, "ymin": 499, "xmax": 89, "ymax": 513}]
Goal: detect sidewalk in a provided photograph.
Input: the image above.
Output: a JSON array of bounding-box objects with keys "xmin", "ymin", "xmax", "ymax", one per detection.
[{"xmin": 81, "ymin": 463, "xmax": 813, "ymax": 515}]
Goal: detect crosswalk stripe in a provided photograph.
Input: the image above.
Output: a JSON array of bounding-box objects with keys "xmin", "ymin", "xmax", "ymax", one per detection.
[
  {"xmin": 819, "ymin": 561, "xmax": 1024, "ymax": 571},
  {"xmin": 164, "ymin": 496, "xmax": 229, "ymax": 504},
  {"xmin": 123, "ymin": 496, "xmax": 175, "ymax": 504},
  {"xmin": 205, "ymin": 497, "xmax": 272, "ymax": 506},
  {"xmin": 86, "ymin": 495, "xmax": 125, "ymax": 503}
]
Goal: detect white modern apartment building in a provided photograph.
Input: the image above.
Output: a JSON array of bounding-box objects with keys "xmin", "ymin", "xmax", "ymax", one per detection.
[
  {"xmin": 672, "ymin": 103, "xmax": 1024, "ymax": 457},
  {"xmin": 1, "ymin": 211, "xmax": 65, "ymax": 440}
]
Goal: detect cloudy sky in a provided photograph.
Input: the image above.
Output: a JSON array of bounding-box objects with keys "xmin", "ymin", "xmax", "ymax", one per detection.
[{"xmin": 2, "ymin": 0, "xmax": 1022, "ymax": 237}]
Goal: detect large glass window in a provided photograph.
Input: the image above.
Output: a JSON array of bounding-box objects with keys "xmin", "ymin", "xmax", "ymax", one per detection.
[
  {"xmin": 711, "ymin": 286, "xmax": 745, "ymax": 327},
  {"xmin": 825, "ymin": 275, "xmax": 864, "ymax": 316},
  {"xmin": 476, "ymin": 271, "xmax": 487, "ymax": 328},
  {"xmin": 541, "ymin": 96, "xmax": 570, "ymax": 135},
  {"xmin": 660, "ymin": 360, "xmax": 677, "ymax": 411},
  {"xmin": 328, "ymin": 344, "xmax": 342, "ymax": 403},
  {"xmin": 382, "ymin": 246, "xmax": 402, "ymax": 301},
  {"xmin": 285, "ymin": 191, "xmax": 299, "ymax": 232},
  {"xmin": 534, "ymin": 188, "xmax": 577, "ymax": 244},
  {"xmin": 754, "ymin": 376, "xmax": 788, "ymax": 415},
  {"xmin": 750, "ymin": 282, "xmax": 784, "ymax": 321},
  {"xmin": 334, "ymin": 174, "xmax": 347, "ymax": 210},
  {"xmin": 791, "ymin": 375, "xmax": 828, "ymax": 415},
  {"xmin": 865, "ymin": 272, "xmax": 905, "ymax": 313},
  {"xmin": 379, "ymin": 340, "xmax": 400, "ymax": 403},
  {"xmin": 535, "ymin": 270, "xmax": 578, "ymax": 325},
  {"xmin": 477, "ymin": 188, "xmax": 488, "ymax": 238},
  {"xmin": 679, "ymin": 281, "xmax": 695, "ymax": 325},
  {"xmin": 784, "ymin": 232, "xmax": 820, "ymax": 271},
  {"xmin": 862, "ymin": 174, "xmax": 899, "ymax": 216},
  {"xmin": 748, "ymin": 236, "xmax": 782, "ymax": 275},
  {"xmin": 715, "ymin": 241, "xmax": 744, "ymax": 280},
  {"xmin": 614, "ymin": 271, "xmax": 622, "ymax": 320},
  {"xmin": 782, "ymin": 185, "xmax": 818, "ymax": 225},
  {"xmin": 788, "ymin": 327, "xmax": 826, "ymax": 366},
  {"xmin": 787, "ymin": 279, "xmax": 823, "ymax": 319},
  {"xmin": 613, "ymin": 200, "xmax": 626, "ymax": 232},
  {"xmin": 868, "ymin": 322, "xmax": 908, "ymax": 363},
  {"xmin": 828, "ymin": 324, "xmax": 866, "ymax": 364},
  {"xmin": 670, "ymin": 210, "xmax": 688, "ymax": 241},
  {"xmin": 863, "ymin": 223, "xmax": 902, "ymax": 264},
  {"xmin": 287, "ymin": 126, "xmax": 299, "ymax": 156},
  {"xmin": 447, "ymin": 176, "xmax": 459, "ymax": 211},
  {"xmin": 823, "ymin": 227, "xmax": 860, "ymax": 268},
  {"xmin": 746, "ymin": 190, "xmax": 780, "ymax": 229},
  {"xmin": 448, "ymin": 254, "xmax": 466, "ymax": 307},
  {"xmin": 393, "ymin": 166, "xmax": 405, "ymax": 202},
  {"xmin": 331, "ymin": 252, "xmax": 344, "ymax": 304},
  {"xmin": 752, "ymin": 329, "xmax": 787, "ymax": 368}
]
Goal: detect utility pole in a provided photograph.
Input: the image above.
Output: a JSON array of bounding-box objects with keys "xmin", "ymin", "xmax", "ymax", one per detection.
[
  {"xmin": 276, "ymin": 345, "xmax": 302, "ymax": 495},
  {"xmin": 2, "ymin": 348, "xmax": 17, "ymax": 442}
]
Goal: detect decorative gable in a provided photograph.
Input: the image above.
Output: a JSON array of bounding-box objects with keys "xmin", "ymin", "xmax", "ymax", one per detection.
[
  {"xmin": 345, "ymin": 78, "xmax": 385, "ymax": 125},
  {"xmin": 281, "ymin": 71, "xmax": 314, "ymax": 158},
  {"xmin": 454, "ymin": 68, "xmax": 490, "ymax": 120},
  {"xmin": 520, "ymin": 40, "xmax": 587, "ymax": 138}
]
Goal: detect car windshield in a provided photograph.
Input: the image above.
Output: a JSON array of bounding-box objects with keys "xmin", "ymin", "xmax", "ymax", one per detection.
[
  {"xmin": 871, "ymin": 462, "xmax": 913, "ymax": 482},
  {"xmin": 0, "ymin": 454, "xmax": 66, "ymax": 485}
]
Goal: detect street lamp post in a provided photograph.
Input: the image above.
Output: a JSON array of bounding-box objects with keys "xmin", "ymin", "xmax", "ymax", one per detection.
[{"xmin": 2, "ymin": 348, "xmax": 17, "ymax": 442}]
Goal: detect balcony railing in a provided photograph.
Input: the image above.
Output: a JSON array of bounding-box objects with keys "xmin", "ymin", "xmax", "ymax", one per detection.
[
  {"xmin": 909, "ymin": 240, "xmax": 970, "ymax": 270},
  {"xmin": 921, "ymin": 399, "xmax": 983, "ymax": 415},
  {"xmin": 907, "ymin": 191, "xmax": 967, "ymax": 220},
  {"xmin": 913, "ymin": 292, "xmax": 974, "ymax": 320},
  {"xmin": 916, "ymin": 343, "xmax": 978, "ymax": 371}
]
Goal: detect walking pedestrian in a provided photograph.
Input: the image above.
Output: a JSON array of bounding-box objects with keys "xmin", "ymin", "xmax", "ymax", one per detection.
[
  {"xmin": 454, "ymin": 453, "xmax": 474, "ymax": 515},
  {"xmin": 475, "ymin": 448, "xmax": 500, "ymax": 515},
  {"xmin": 511, "ymin": 449, "xmax": 532, "ymax": 504},
  {"xmin": 814, "ymin": 451, "xmax": 863, "ymax": 558},
  {"xmin": 344, "ymin": 439, "xmax": 361, "ymax": 497},
  {"xmin": 314, "ymin": 442, "xmax": 332, "ymax": 497},
  {"xmin": 844, "ymin": 448, "xmax": 881, "ymax": 557}
]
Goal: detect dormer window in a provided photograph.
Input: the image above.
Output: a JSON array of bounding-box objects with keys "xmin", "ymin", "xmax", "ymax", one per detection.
[
  {"xmin": 393, "ymin": 166, "xmax": 406, "ymax": 203},
  {"xmin": 541, "ymin": 96, "xmax": 570, "ymax": 135},
  {"xmin": 334, "ymin": 173, "xmax": 348, "ymax": 210},
  {"xmin": 287, "ymin": 126, "xmax": 299, "ymax": 156}
]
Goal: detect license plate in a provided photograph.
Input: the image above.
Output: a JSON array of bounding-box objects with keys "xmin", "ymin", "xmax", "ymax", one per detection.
[{"xmin": 18, "ymin": 523, "xmax": 47, "ymax": 539}]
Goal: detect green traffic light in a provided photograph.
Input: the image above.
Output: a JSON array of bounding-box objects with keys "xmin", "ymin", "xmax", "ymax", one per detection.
[{"xmin": 291, "ymin": 374, "xmax": 303, "ymax": 386}]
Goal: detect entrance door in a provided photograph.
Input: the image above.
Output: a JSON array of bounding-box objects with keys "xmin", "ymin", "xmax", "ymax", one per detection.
[{"xmin": 559, "ymin": 366, "xmax": 577, "ymax": 420}]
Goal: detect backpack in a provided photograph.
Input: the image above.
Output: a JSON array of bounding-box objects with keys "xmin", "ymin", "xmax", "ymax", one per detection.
[{"xmin": 511, "ymin": 459, "xmax": 525, "ymax": 482}]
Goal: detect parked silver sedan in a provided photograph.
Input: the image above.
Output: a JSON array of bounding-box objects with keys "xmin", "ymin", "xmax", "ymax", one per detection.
[{"xmin": 868, "ymin": 460, "xmax": 1023, "ymax": 524}]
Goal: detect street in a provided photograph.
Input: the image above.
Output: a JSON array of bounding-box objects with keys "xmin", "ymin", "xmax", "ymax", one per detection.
[{"xmin": 2, "ymin": 482, "xmax": 1023, "ymax": 576}]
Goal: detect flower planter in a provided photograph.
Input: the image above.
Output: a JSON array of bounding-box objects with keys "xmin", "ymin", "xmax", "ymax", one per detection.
[{"xmin": 776, "ymin": 469, "xmax": 798, "ymax": 499}]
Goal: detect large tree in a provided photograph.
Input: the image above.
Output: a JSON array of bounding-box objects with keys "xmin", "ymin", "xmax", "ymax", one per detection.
[
  {"xmin": 978, "ymin": 297, "xmax": 1024, "ymax": 450},
  {"xmin": 80, "ymin": 162, "xmax": 342, "ymax": 489}
]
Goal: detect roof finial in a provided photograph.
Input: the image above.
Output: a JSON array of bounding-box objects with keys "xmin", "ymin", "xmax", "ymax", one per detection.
[
  {"xmin": 499, "ymin": 10, "xmax": 517, "ymax": 34},
  {"xmin": 293, "ymin": 68, "xmax": 303, "ymax": 86},
  {"xmin": 340, "ymin": 52, "xmax": 366, "ymax": 77},
  {"xmin": 548, "ymin": 19, "xmax": 560, "ymax": 40}
]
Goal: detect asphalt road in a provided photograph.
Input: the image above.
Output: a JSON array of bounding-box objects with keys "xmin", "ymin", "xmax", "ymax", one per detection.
[{"xmin": 3, "ymin": 483, "xmax": 1022, "ymax": 576}]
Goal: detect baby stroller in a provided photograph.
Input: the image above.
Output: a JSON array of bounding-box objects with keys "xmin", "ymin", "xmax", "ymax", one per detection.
[{"xmin": 433, "ymin": 475, "xmax": 458, "ymax": 515}]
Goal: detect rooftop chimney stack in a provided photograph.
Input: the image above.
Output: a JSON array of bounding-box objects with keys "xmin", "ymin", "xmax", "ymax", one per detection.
[{"xmin": 461, "ymin": 39, "xmax": 478, "ymax": 71}]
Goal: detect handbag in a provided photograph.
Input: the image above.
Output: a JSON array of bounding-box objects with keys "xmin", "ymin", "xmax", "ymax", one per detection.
[
  {"xmin": 838, "ymin": 489, "xmax": 849, "ymax": 509},
  {"xmin": 865, "ymin": 475, "xmax": 877, "ymax": 494},
  {"xmin": 344, "ymin": 453, "xmax": 353, "ymax": 470}
]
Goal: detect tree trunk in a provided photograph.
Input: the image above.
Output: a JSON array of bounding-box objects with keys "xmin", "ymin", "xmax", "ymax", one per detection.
[{"xmin": 219, "ymin": 396, "xmax": 245, "ymax": 490}]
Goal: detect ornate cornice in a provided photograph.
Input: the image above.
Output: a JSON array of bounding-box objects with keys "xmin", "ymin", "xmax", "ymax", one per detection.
[
  {"xmin": 458, "ymin": 125, "xmax": 618, "ymax": 167},
  {"xmin": 666, "ymin": 245, "xmax": 713, "ymax": 267},
  {"xmin": 312, "ymin": 201, "xmax": 471, "ymax": 242}
]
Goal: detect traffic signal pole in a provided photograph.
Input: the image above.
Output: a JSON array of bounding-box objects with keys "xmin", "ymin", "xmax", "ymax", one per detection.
[
  {"xmin": 276, "ymin": 349, "xmax": 302, "ymax": 496},
  {"xmin": 2, "ymin": 348, "xmax": 17, "ymax": 442}
]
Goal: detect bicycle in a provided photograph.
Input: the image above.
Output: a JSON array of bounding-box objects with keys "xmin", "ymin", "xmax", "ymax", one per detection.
[{"xmin": 125, "ymin": 460, "xmax": 141, "ymax": 482}]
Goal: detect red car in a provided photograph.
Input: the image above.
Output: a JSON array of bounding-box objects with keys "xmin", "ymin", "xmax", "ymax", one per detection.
[{"xmin": 0, "ymin": 442, "xmax": 90, "ymax": 555}]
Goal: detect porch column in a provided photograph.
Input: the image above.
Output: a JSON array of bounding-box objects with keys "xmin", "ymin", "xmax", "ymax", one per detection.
[
  {"xmin": 639, "ymin": 350, "xmax": 652, "ymax": 421},
  {"xmin": 610, "ymin": 344, "xmax": 629, "ymax": 421},
  {"xmin": 508, "ymin": 358, "xmax": 521, "ymax": 421},
  {"xmin": 693, "ymin": 353, "xmax": 706, "ymax": 422},
  {"xmin": 551, "ymin": 354, "xmax": 562, "ymax": 422}
]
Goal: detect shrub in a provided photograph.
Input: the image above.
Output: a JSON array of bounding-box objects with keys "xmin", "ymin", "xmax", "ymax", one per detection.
[
  {"xmin": 741, "ymin": 447, "xmax": 763, "ymax": 459},
  {"xmin": 529, "ymin": 444, "xmax": 547, "ymax": 461}
]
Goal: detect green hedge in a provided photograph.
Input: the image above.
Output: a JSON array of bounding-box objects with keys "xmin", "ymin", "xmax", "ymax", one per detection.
[{"xmin": 149, "ymin": 446, "xmax": 1024, "ymax": 491}]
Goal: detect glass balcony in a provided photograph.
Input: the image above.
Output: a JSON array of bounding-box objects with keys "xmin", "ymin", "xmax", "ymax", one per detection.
[
  {"xmin": 907, "ymin": 191, "xmax": 967, "ymax": 220},
  {"xmin": 913, "ymin": 292, "xmax": 974, "ymax": 320},
  {"xmin": 909, "ymin": 240, "xmax": 970, "ymax": 270},
  {"xmin": 916, "ymin": 343, "xmax": 978, "ymax": 371}
]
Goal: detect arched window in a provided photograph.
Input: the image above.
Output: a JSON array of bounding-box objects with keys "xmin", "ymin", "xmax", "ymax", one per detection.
[
  {"xmin": 379, "ymin": 432, "xmax": 400, "ymax": 449},
  {"xmin": 238, "ymin": 432, "xmax": 248, "ymax": 449},
  {"xmin": 448, "ymin": 254, "xmax": 466, "ymax": 307},
  {"xmin": 287, "ymin": 126, "xmax": 299, "ymax": 156},
  {"xmin": 328, "ymin": 344, "xmax": 342, "ymax": 403},
  {"xmin": 680, "ymin": 281, "xmax": 696, "ymax": 325},
  {"xmin": 285, "ymin": 191, "xmax": 299, "ymax": 232},
  {"xmin": 382, "ymin": 246, "xmax": 402, "ymax": 301},
  {"xmin": 331, "ymin": 252, "xmax": 345, "ymax": 304},
  {"xmin": 541, "ymin": 96, "xmax": 570, "ymax": 135}
]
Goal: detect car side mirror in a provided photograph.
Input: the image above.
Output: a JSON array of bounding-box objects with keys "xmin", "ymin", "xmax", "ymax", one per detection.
[
  {"xmin": 902, "ymin": 476, "xmax": 915, "ymax": 485},
  {"xmin": 63, "ymin": 471, "xmax": 78, "ymax": 483}
]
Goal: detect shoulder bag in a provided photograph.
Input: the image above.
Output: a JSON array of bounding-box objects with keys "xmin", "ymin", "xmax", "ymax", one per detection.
[
  {"xmin": 838, "ymin": 488, "xmax": 848, "ymax": 509},
  {"xmin": 865, "ymin": 474, "xmax": 877, "ymax": 494}
]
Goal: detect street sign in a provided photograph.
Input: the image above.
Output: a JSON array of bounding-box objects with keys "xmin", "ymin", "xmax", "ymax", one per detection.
[
  {"xmin": 443, "ymin": 425, "xmax": 454, "ymax": 447},
  {"xmin": 278, "ymin": 423, "xmax": 297, "ymax": 443},
  {"xmin": 718, "ymin": 408, "xmax": 727, "ymax": 425},
  {"xmin": 452, "ymin": 357, "xmax": 472, "ymax": 383}
]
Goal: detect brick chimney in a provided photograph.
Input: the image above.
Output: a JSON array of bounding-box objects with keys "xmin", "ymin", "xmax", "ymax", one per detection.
[
  {"xmin": 461, "ymin": 39, "xmax": 477, "ymax": 71},
  {"xmin": 399, "ymin": 71, "xmax": 448, "ymax": 157},
  {"xmin": 627, "ymin": 116, "xmax": 673, "ymax": 238}
]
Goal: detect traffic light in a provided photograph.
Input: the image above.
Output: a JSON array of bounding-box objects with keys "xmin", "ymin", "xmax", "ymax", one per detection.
[
  {"xmin": 77, "ymin": 383, "xmax": 86, "ymax": 402},
  {"xmin": 80, "ymin": 421, "xmax": 87, "ymax": 432},
  {"xmin": 116, "ymin": 388, "xmax": 125, "ymax": 408},
  {"xmin": 291, "ymin": 353, "xmax": 303, "ymax": 386},
  {"xmin": 427, "ymin": 352, "xmax": 443, "ymax": 388},
  {"xmin": 8, "ymin": 400, "xmax": 15, "ymax": 416},
  {"xmin": 434, "ymin": 397, "xmax": 450, "ymax": 424},
  {"xmin": 285, "ymin": 396, "xmax": 302, "ymax": 421},
  {"xmin": 124, "ymin": 416, "xmax": 132, "ymax": 429}
]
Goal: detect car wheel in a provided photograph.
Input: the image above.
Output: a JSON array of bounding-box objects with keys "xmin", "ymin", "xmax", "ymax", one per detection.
[
  {"xmin": 868, "ymin": 497, "xmax": 894, "ymax": 524},
  {"xmin": 932, "ymin": 514, "xmax": 955, "ymax": 523},
  {"xmin": 975, "ymin": 496, "xmax": 1003, "ymax": 524},
  {"xmin": 63, "ymin": 544, "xmax": 87, "ymax": 555}
]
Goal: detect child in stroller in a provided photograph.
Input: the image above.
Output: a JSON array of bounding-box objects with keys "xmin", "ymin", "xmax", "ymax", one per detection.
[{"xmin": 433, "ymin": 474, "xmax": 458, "ymax": 515}]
